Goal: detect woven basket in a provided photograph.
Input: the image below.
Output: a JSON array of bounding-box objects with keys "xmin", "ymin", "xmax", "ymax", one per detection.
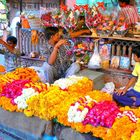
[{"xmin": 28, "ymin": 17, "xmax": 42, "ymax": 29}]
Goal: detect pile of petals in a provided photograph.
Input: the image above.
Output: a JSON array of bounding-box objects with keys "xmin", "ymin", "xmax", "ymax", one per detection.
[
  {"xmin": 24, "ymin": 82, "xmax": 48, "ymax": 93},
  {"xmin": 83, "ymin": 101, "xmax": 120, "ymax": 128},
  {"xmin": 68, "ymin": 95, "xmax": 95, "ymax": 123},
  {"xmin": 0, "ymin": 72, "xmax": 19, "ymax": 92},
  {"xmin": 0, "ymin": 65, "xmax": 6, "ymax": 73},
  {"xmin": 11, "ymin": 67, "xmax": 40, "ymax": 82},
  {"xmin": 53, "ymin": 76, "xmax": 85, "ymax": 90},
  {"xmin": 54, "ymin": 76, "xmax": 93, "ymax": 94},
  {"xmin": 14, "ymin": 82, "xmax": 48, "ymax": 110},
  {"xmin": 0, "ymin": 79, "xmax": 31, "ymax": 105},
  {"xmin": 14, "ymin": 88, "xmax": 39, "ymax": 110},
  {"xmin": 24, "ymin": 86, "xmax": 68, "ymax": 119}
]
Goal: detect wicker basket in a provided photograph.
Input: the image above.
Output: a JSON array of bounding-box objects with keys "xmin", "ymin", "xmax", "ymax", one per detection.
[{"xmin": 28, "ymin": 17, "xmax": 42, "ymax": 29}]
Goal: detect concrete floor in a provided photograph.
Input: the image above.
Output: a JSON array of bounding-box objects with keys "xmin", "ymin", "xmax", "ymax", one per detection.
[{"xmin": 0, "ymin": 129, "xmax": 22, "ymax": 140}]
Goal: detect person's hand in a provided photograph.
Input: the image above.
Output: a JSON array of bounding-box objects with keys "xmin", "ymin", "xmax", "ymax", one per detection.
[
  {"xmin": 115, "ymin": 88, "xmax": 127, "ymax": 95},
  {"xmin": 54, "ymin": 39, "xmax": 69, "ymax": 50}
]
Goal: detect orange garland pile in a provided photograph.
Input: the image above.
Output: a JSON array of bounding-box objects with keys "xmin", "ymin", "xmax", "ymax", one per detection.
[
  {"xmin": 1, "ymin": 71, "xmax": 140, "ymax": 139},
  {"xmin": 0, "ymin": 65, "xmax": 6, "ymax": 73},
  {"xmin": 0, "ymin": 67, "xmax": 41, "ymax": 112},
  {"xmin": 11, "ymin": 67, "xmax": 40, "ymax": 82}
]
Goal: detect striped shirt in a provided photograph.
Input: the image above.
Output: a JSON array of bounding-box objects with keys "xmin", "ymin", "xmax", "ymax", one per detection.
[
  {"xmin": 120, "ymin": 5, "xmax": 140, "ymax": 25},
  {"xmin": 0, "ymin": 45, "xmax": 20, "ymax": 71},
  {"xmin": 4, "ymin": 48, "xmax": 20, "ymax": 72}
]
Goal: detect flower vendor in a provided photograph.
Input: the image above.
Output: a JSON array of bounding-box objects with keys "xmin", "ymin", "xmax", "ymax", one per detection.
[
  {"xmin": 40, "ymin": 27, "xmax": 80, "ymax": 83},
  {"xmin": 113, "ymin": 45, "xmax": 140, "ymax": 107},
  {"xmin": 118, "ymin": 0, "xmax": 140, "ymax": 26},
  {"xmin": 0, "ymin": 36, "xmax": 20, "ymax": 71}
]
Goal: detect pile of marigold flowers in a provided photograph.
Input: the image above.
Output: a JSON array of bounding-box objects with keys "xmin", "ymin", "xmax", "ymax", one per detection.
[
  {"xmin": 24, "ymin": 76, "xmax": 93, "ymax": 120},
  {"xmin": 0, "ymin": 65, "xmax": 6, "ymax": 73},
  {"xmin": 0, "ymin": 77, "xmax": 49, "ymax": 112},
  {"xmin": 1, "ymin": 73, "xmax": 140, "ymax": 139},
  {"xmin": 11, "ymin": 67, "xmax": 40, "ymax": 82}
]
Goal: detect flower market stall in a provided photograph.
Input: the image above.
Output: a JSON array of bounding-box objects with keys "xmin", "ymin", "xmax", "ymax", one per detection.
[
  {"xmin": 1, "ymin": 66, "xmax": 140, "ymax": 140},
  {"xmin": 0, "ymin": 2, "xmax": 140, "ymax": 140},
  {"xmin": 17, "ymin": 3, "xmax": 140, "ymax": 89}
]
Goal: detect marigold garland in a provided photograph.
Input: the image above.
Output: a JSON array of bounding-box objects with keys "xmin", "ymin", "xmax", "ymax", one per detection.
[
  {"xmin": 0, "ymin": 65, "xmax": 6, "ymax": 73},
  {"xmin": 1, "ymin": 73, "xmax": 140, "ymax": 139},
  {"xmin": 11, "ymin": 67, "xmax": 40, "ymax": 82},
  {"xmin": 0, "ymin": 97, "xmax": 18, "ymax": 112}
]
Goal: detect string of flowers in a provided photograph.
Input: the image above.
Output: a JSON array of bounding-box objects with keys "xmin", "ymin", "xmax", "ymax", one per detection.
[{"xmin": 11, "ymin": 67, "xmax": 40, "ymax": 82}]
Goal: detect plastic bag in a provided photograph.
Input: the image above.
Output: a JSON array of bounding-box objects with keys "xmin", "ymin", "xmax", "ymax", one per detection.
[{"xmin": 88, "ymin": 40, "xmax": 101, "ymax": 69}]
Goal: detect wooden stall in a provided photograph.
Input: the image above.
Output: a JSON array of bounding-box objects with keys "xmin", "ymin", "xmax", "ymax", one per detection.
[{"xmin": 17, "ymin": 28, "xmax": 140, "ymax": 88}]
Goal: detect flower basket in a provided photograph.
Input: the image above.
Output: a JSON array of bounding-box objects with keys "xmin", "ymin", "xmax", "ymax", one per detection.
[
  {"xmin": 112, "ymin": 30, "xmax": 128, "ymax": 37},
  {"xmin": 97, "ymin": 30, "xmax": 113, "ymax": 37}
]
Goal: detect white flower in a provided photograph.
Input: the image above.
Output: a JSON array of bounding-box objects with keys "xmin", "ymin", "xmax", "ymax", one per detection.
[
  {"xmin": 14, "ymin": 88, "xmax": 38, "ymax": 109},
  {"xmin": 53, "ymin": 76, "xmax": 84, "ymax": 89}
]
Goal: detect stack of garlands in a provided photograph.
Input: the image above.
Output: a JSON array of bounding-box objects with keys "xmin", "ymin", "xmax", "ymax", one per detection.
[
  {"xmin": 0, "ymin": 78, "xmax": 48, "ymax": 112},
  {"xmin": 53, "ymin": 76, "xmax": 93, "ymax": 94},
  {"xmin": 57, "ymin": 90, "xmax": 112, "ymax": 131},
  {"xmin": 11, "ymin": 67, "xmax": 40, "ymax": 82},
  {"xmin": 58, "ymin": 90, "xmax": 140, "ymax": 140},
  {"xmin": 0, "ymin": 72, "xmax": 19, "ymax": 93},
  {"xmin": 25, "ymin": 76, "xmax": 93, "ymax": 119},
  {"xmin": 14, "ymin": 82, "xmax": 48, "ymax": 110},
  {"xmin": 24, "ymin": 86, "xmax": 67, "ymax": 119},
  {"xmin": 0, "ymin": 79, "xmax": 30, "ymax": 112}
]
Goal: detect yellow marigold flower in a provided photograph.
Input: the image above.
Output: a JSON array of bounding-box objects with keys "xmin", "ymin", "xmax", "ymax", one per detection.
[
  {"xmin": 131, "ymin": 131, "xmax": 140, "ymax": 140},
  {"xmin": 24, "ymin": 109, "xmax": 34, "ymax": 117}
]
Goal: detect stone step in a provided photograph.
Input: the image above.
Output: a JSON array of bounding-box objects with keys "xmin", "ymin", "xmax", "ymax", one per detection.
[{"xmin": 76, "ymin": 69, "xmax": 105, "ymax": 90}]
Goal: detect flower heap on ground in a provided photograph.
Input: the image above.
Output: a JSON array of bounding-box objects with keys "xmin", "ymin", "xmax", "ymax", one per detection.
[
  {"xmin": 1, "ymin": 70, "xmax": 140, "ymax": 139},
  {"xmin": 0, "ymin": 72, "xmax": 19, "ymax": 92},
  {"xmin": 0, "ymin": 67, "xmax": 40, "ymax": 92},
  {"xmin": 11, "ymin": 67, "xmax": 40, "ymax": 82},
  {"xmin": 0, "ymin": 67, "xmax": 46, "ymax": 112},
  {"xmin": 0, "ymin": 65, "xmax": 6, "ymax": 73},
  {"xmin": 24, "ymin": 76, "xmax": 93, "ymax": 120},
  {"xmin": 55, "ymin": 90, "xmax": 140, "ymax": 140}
]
